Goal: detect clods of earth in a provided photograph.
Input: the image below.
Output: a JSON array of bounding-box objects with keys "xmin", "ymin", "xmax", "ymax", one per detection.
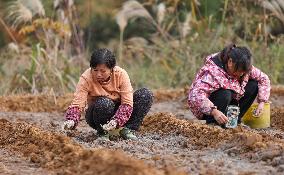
[{"xmin": 1, "ymin": 86, "xmax": 284, "ymax": 175}]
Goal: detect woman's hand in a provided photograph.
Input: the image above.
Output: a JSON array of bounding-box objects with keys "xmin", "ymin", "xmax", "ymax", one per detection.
[
  {"xmin": 102, "ymin": 120, "xmax": 117, "ymax": 131},
  {"xmin": 211, "ymin": 109, "xmax": 229, "ymax": 124},
  {"xmin": 253, "ymin": 102, "xmax": 265, "ymax": 117},
  {"xmin": 62, "ymin": 120, "xmax": 75, "ymax": 130}
]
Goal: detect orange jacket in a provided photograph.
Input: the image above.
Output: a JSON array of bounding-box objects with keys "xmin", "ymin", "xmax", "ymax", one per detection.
[{"xmin": 71, "ymin": 66, "xmax": 133, "ymax": 111}]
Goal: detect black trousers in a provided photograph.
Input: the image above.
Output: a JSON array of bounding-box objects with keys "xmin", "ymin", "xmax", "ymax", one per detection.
[
  {"xmin": 85, "ymin": 88, "xmax": 153, "ymax": 134},
  {"xmin": 203, "ymin": 80, "xmax": 258, "ymax": 124}
]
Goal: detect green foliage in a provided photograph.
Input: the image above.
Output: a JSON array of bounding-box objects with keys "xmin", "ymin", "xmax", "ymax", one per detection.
[
  {"xmin": 0, "ymin": 44, "xmax": 83, "ymax": 94},
  {"xmin": 117, "ymin": 0, "xmax": 284, "ymax": 90},
  {"xmin": 84, "ymin": 14, "xmax": 119, "ymax": 49},
  {"xmin": 0, "ymin": 0, "xmax": 284, "ymax": 95},
  {"xmin": 0, "ymin": 31, "xmax": 6, "ymax": 48},
  {"xmin": 199, "ymin": 0, "xmax": 223, "ymax": 18},
  {"xmin": 121, "ymin": 44, "xmax": 197, "ymax": 89},
  {"xmin": 251, "ymin": 39, "xmax": 284, "ymax": 84},
  {"xmin": 84, "ymin": 4, "xmax": 155, "ymax": 50}
]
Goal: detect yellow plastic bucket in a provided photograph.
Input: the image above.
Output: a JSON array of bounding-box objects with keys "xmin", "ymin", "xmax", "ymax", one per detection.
[{"xmin": 241, "ymin": 103, "xmax": 270, "ymax": 129}]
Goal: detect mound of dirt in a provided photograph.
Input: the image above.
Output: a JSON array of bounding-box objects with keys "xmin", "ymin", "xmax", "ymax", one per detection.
[
  {"xmin": 0, "ymin": 119, "xmax": 185, "ymax": 175},
  {"xmin": 141, "ymin": 113, "xmax": 236, "ymax": 149},
  {"xmin": 0, "ymin": 89, "xmax": 187, "ymax": 112},
  {"xmin": 271, "ymin": 85, "xmax": 284, "ymax": 95},
  {"xmin": 271, "ymin": 107, "xmax": 284, "ymax": 131},
  {"xmin": 153, "ymin": 88, "xmax": 187, "ymax": 102},
  {"xmin": 153, "ymin": 88, "xmax": 186, "ymax": 102},
  {"xmin": 0, "ymin": 94, "xmax": 73, "ymax": 113},
  {"xmin": 141, "ymin": 113, "xmax": 284, "ymax": 166},
  {"xmin": 0, "ymin": 86, "xmax": 283, "ymax": 113}
]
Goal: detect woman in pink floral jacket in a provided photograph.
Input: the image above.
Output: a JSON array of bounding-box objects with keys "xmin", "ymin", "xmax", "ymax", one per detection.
[{"xmin": 188, "ymin": 44, "xmax": 270, "ymax": 126}]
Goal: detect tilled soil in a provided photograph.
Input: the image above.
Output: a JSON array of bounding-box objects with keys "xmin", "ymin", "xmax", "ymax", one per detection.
[
  {"xmin": 0, "ymin": 118, "xmax": 184, "ymax": 175},
  {"xmin": 0, "ymin": 148, "xmax": 50, "ymax": 175},
  {"xmin": 1, "ymin": 87, "xmax": 284, "ymax": 174}
]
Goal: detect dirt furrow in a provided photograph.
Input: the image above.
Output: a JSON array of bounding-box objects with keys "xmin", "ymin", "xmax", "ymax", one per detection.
[
  {"xmin": 0, "ymin": 88, "xmax": 284, "ymax": 174},
  {"xmin": 0, "ymin": 119, "xmax": 184, "ymax": 175}
]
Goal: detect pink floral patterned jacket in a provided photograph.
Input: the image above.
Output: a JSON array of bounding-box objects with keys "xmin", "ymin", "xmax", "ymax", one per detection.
[{"xmin": 188, "ymin": 53, "xmax": 271, "ymax": 119}]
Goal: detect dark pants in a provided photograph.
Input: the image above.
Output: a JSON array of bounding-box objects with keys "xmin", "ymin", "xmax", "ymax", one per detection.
[
  {"xmin": 85, "ymin": 88, "xmax": 153, "ymax": 134},
  {"xmin": 204, "ymin": 80, "xmax": 258, "ymax": 125}
]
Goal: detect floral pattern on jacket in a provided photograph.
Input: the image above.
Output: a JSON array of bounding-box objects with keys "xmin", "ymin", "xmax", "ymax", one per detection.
[{"xmin": 188, "ymin": 53, "xmax": 271, "ymax": 119}]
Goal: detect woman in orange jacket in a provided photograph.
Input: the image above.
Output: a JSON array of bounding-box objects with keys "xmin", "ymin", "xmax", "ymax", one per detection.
[{"xmin": 63, "ymin": 48, "xmax": 153, "ymax": 140}]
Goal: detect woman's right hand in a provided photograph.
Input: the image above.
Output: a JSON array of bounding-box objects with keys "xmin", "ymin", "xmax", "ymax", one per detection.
[
  {"xmin": 102, "ymin": 120, "xmax": 117, "ymax": 131},
  {"xmin": 62, "ymin": 120, "xmax": 75, "ymax": 130},
  {"xmin": 211, "ymin": 109, "xmax": 228, "ymax": 124}
]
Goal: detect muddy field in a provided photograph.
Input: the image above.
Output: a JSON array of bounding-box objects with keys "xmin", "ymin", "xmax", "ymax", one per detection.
[{"xmin": 1, "ymin": 87, "xmax": 284, "ymax": 175}]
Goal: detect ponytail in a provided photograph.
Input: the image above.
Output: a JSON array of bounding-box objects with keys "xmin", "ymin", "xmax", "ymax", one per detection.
[{"xmin": 219, "ymin": 43, "xmax": 236, "ymax": 63}]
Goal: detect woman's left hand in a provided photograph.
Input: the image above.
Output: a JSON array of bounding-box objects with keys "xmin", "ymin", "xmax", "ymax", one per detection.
[
  {"xmin": 253, "ymin": 102, "xmax": 265, "ymax": 117},
  {"xmin": 102, "ymin": 120, "xmax": 117, "ymax": 131}
]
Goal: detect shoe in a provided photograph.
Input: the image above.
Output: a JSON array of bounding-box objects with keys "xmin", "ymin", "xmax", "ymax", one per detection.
[
  {"xmin": 97, "ymin": 131, "xmax": 110, "ymax": 141},
  {"xmin": 119, "ymin": 127, "xmax": 138, "ymax": 140}
]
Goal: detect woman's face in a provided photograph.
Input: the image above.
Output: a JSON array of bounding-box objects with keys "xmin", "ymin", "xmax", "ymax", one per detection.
[
  {"xmin": 227, "ymin": 58, "xmax": 246, "ymax": 79},
  {"xmin": 91, "ymin": 64, "xmax": 112, "ymax": 83}
]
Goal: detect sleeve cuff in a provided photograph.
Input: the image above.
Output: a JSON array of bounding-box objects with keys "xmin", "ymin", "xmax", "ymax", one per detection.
[
  {"xmin": 257, "ymin": 98, "xmax": 268, "ymax": 103},
  {"xmin": 65, "ymin": 106, "xmax": 81, "ymax": 127},
  {"xmin": 112, "ymin": 104, "xmax": 133, "ymax": 127},
  {"xmin": 202, "ymin": 105, "xmax": 217, "ymax": 116}
]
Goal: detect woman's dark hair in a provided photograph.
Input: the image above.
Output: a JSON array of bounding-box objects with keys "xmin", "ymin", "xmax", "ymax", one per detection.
[
  {"xmin": 90, "ymin": 48, "xmax": 116, "ymax": 69},
  {"xmin": 219, "ymin": 44, "xmax": 252, "ymax": 73}
]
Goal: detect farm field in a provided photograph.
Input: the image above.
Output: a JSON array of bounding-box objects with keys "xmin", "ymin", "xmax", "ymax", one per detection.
[{"xmin": 1, "ymin": 87, "xmax": 284, "ymax": 175}]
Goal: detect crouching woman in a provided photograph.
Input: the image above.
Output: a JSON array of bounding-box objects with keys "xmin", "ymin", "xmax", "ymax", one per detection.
[
  {"xmin": 63, "ymin": 48, "xmax": 153, "ymax": 140},
  {"xmin": 188, "ymin": 44, "xmax": 270, "ymax": 127}
]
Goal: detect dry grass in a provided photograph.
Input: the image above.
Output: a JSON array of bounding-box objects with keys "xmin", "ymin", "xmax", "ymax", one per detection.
[
  {"xmin": 6, "ymin": 0, "xmax": 45, "ymax": 28},
  {"xmin": 262, "ymin": 0, "xmax": 284, "ymax": 24}
]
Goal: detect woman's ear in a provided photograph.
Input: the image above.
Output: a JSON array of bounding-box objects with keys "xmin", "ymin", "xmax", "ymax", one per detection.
[{"xmin": 227, "ymin": 58, "xmax": 234, "ymax": 68}]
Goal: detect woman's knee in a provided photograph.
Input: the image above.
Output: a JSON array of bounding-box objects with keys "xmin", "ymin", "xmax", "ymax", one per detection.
[
  {"xmin": 223, "ymin": 90, "xmax": 233, "ymax": 102},
  {"xmin": 245, "ymin": 80, "xmax": 258, "ymax": 95},
  {"xmin": 92, "ymin": 96, "xmax": 115, "ymax": 112},
  {"xmin": 210, "ymin": 89, "xmax": 233, "ymax": 103},
  {"xmin": 133, "ymin": 87, "xmax": 154, "ymax": 105}
]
